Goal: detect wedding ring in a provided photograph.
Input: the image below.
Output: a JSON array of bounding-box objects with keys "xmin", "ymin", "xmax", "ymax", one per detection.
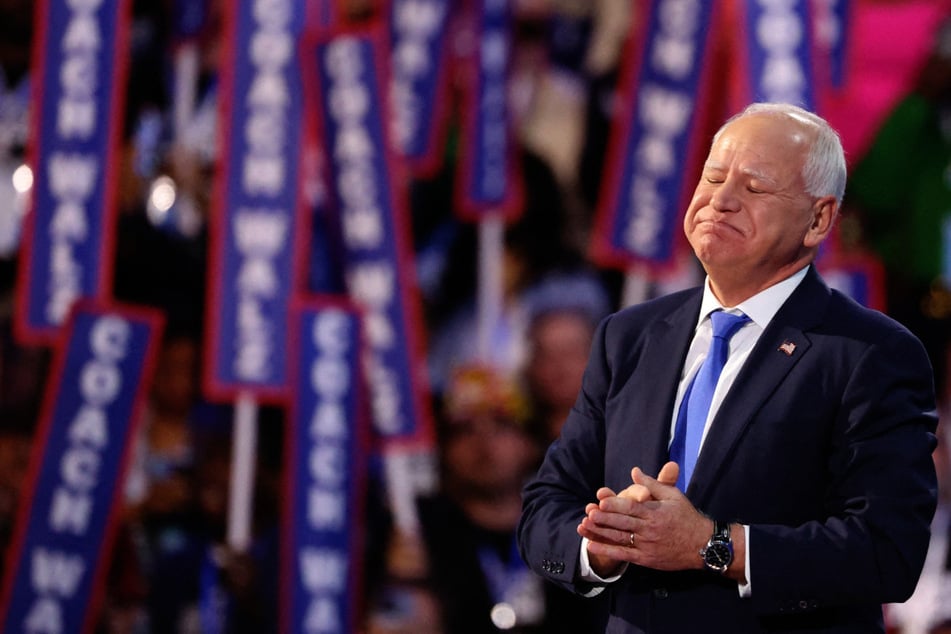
[{"xmin": 629, "ymin": 532, "xmax": 636, "ymax": 546}]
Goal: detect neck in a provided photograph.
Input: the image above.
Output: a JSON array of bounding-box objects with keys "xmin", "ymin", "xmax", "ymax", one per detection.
[{"xmin": 707, "ymin": 261, "xmax": 810, "ymax": 307}]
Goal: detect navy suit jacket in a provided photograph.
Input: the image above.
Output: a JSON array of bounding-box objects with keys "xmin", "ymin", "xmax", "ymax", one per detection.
[{"xmin": 518, "ymin": 267, "xmax": 939, "ymax": 633}]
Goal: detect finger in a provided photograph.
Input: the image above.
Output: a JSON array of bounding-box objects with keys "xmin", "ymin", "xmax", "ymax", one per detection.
[
  {"xmin": 585, "ymin": 503, "xmax": 638, "ymax": 532},
  {"xmin": 585, "ymin": 538, "xmax": 640, "ymax": 565},
  {"xmin": 618, "ymin": 483, "xmax": 651, "ymax": 503},
  {"xmin": 596, "ymin": 487, "xmax": 618, "ymax": 501},
  {"xmin": 597, "ymin": 494, "xmax": 641, "ymax": 515},
  {"xmin": 578, "ymin": 516, "xmax": 635, "ymax": 547}
]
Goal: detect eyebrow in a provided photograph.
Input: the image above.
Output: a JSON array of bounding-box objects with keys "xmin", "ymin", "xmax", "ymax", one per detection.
[{"xmin": 703, "ymin": 161, "xmax": 779, "ymax": 186}]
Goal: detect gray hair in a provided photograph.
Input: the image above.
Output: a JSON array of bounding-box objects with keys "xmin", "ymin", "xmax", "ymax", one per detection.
[{"xmin": 712, "ymin": 103, "xmax": 847, "ymax": 206}]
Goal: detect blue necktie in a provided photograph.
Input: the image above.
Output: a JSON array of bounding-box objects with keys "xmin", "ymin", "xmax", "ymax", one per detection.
[{"xmin": 669, "ymin": 311, "xmax": 750, "ymax": 492}]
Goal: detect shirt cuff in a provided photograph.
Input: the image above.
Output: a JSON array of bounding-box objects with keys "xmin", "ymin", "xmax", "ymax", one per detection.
[
  {"xmin": 737, "ymin": 524, "xmax": 751, "ymax": 598},
  {"xmin": 579, "ymin": 537, "xmax": 627, "ymax": 596}
]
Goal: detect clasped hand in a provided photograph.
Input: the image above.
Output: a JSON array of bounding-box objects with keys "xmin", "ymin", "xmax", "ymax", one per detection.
[{"xmin": 577, "ymin": 461, "xmax": 713, "ymax": 577}]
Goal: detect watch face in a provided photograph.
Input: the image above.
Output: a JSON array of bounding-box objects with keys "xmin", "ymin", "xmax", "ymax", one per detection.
[{"xmin": 704, "ymin": 542, "xmax": 732, "ymax": 572}]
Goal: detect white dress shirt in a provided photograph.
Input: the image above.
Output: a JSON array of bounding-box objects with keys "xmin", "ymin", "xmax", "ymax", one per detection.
[{"xmin": 579, "ymin": 266, "xmax": 810, "ymax": 596}]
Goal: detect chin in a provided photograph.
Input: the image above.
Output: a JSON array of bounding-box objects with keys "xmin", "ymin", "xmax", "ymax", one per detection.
[
  {"xmin": 696, "ymin": 249, "xmax": 743, "ymax": 272},
  {"xmin": 690, "ymin": 236, "xmax": 724, "ymax": 258}
]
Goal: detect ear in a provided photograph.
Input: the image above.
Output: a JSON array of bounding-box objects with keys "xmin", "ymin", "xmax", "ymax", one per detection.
[{"xmin": 803, "ymin": 196, "xmax": 838, "ymax": 248}]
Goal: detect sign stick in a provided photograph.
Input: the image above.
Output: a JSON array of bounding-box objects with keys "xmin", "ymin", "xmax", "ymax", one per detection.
[
  {"xmin": 477, "ymin": 213, "xmax": 505, "ymax": 362},
  {"xmin": 227, "ymin": 391, "xmax": 258, "ymax": 552},
  {"xmin": 621, "ymin": 264, "xmax": 651, "ymax": 308},
  {"xmin": 172, "ymin": 42, "xmax": 200, "ymax": 139}
]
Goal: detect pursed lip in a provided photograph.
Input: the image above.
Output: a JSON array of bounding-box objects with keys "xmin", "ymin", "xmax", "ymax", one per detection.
[{"xmin": 695, "ymin": 217, "xmax": 744, "ymax": 236}]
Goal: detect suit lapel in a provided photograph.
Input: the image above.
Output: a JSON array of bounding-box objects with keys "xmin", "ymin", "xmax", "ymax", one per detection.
[
  {"xmin": 623, "ymin": 293, "xmax": 701, "ymax": 477},
  {"xmin": 687, "ymin": 268, "xmax": 830, "ymax": 502}
]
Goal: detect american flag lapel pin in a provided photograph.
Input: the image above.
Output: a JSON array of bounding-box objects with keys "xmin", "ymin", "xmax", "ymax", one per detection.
[{"xmin": 778, "ymin": 341, "xmax": 797, "ymax": 356}]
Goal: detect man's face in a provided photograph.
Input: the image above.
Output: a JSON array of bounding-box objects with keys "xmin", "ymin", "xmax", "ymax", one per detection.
[
  {"xmin": 527, "ymin": 312, "xmax": 592, "ymax": 411},
  {"xmin": 443, "ymin": 417, "xmax": 537, "ymax": 497},
  {"xmin": 683, "ymin": 114, "xmax": 824, "ymax": 294}
]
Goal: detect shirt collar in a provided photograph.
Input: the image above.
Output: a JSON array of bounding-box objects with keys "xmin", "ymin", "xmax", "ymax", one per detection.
[{"xmin": 697, "ymin": 266, "xmax": 810, "ymax": 329}]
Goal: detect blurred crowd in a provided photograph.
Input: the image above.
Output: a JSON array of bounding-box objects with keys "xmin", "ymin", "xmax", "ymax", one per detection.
[{"xmin": 0, "ymin": 0, "xmax": 949, "ymax": 632}]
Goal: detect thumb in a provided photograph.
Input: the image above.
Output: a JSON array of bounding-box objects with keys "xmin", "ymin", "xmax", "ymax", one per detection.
[{"xmin": 657, "ymin": 461, "xmax": 679, "ymax": 486}]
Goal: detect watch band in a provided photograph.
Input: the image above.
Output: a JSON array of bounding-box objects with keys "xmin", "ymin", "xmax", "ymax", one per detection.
[{"xmin": 713, "ymin": 520, "xmax": 731, "ymax": 542}]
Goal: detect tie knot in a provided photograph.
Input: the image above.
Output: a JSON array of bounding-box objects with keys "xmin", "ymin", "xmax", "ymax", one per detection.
[{"xmin": 709, "ymin": 310, "xmax": 750, "ymax": 342}]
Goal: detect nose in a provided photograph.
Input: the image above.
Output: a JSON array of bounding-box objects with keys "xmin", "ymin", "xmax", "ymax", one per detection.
[{"xmin": 710, "ymin": 179, "xmax": 740, "ymax": 213}]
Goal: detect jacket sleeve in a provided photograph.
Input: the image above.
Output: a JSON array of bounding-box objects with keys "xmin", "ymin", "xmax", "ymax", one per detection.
[
  {"xmin": 517, "ymin": 314, "xmax": 614, "ymax": 595},
  {"xmin": 748, "ymin": 325, "xmax": 938, "ymax": 616}
]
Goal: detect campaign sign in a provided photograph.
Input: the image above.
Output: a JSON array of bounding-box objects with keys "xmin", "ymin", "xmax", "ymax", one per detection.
[
  {"xmin": 15, "ymin": 0, "xmax": 131, "ymax": 345},
  {"xmin": 305, "ymin": 28, "xmax": 434, "ymax": 444},
  {"xmin": 591, "ymin": 0, "xmax": 716, "ymax": 269},
  {"xmin": 818, "ymin": 252, "xmax": 885, "ymax": 311},
  {"xmin": 305, "ymin": 0, "xmax": 340, "ymax": 29},
  {"xmin": 455, "ymin": 0, "xmax": 524, "ymax": 220},
  {"xmin": 389, "ymin": 0, "xmax": 453, "ymax": 174},
  {"xmin": 282, "ymin": 299, "xmax": 366, "ymax": 634},
  {"xmin": 0, "ymin": 301, "xmax": 162, "ymax": 634},
  {"xmin": 172, "ymin": 0, "xmax": 209, "ymax": 41},
  {"xmin": 819, "ymin": 0, "xmax": 851, "ymax": 89},
  {"xmin": 740, "ymin": 0, "xmax": 816, "ymax": 108},
  {"xmin": 204, "ymin": 0, "xmax": 308, "ymax": 402}
]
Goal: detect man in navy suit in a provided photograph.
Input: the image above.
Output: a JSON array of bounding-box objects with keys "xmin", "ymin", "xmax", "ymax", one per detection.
[{"xmin": 517, "ymin": 103, "xmax": 939, "ymax": 633}]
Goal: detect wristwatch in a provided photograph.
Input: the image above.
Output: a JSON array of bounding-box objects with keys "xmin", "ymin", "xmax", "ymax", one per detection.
[{"xmin": 700, "ymin": 521, "xmax": 733, "ymax": 573}]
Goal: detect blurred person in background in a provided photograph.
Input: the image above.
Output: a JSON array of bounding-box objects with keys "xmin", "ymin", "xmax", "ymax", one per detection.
[
  {"xmin": 118, "ymin": 321, "xmax": 279, "ymax": 633},
  {"xmin": 125, "ymin": 420, "xmax": 279, "ymax": 634},
  {"xmin": 524, "ymin": 307, "xmax": 598, "ymax": 445},
  {"xmin": 885, "ymin": 416, "xmax": 951, "ymax": 634},
  {"xmin": 124, "ymin": 331, "xmax": 204, "ymax": 517},
  {"xmin": 521, "ymin": 274, "xmax": 610, "ymax": 445},
  {"xmin": 411, "ymin": 364, "xmax": 605, "ymax": 633}
]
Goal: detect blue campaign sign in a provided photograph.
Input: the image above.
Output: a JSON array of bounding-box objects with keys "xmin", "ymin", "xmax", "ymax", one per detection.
[
  {"xmin": 743, "ymin": 0, "xmax": 816, "ymax": 108},
  {"xmin": 283, "ymin": 299, "xmax": 366, "ymax": 634},
  {"xmin": 826, "ymin": 0, "xmax": 852, "ymax": 89},
  {"xmin": 389, "ymin": 0, "xmax": 452, "ymax": 174},
  {"xmin": 0, "ymin": 301, "xmax": 162, "ymax": 634},
  {"xmin": 15, "ymin": 0, "xmax": 131, "ymax": 345},
  {"xmin": 172, "ymin": 0, "xmax": 209, "ymax": 41},
  {"xmin": 204, "ymin": 0, "xmax": 308, "ymax": 401},
  {"xmin": 592, "ymin": 0, "xmax": 716, "ymax": 269},
  {"xmin": 818, "ymin": 253, "xmax": 885, "ymax": 311},
  {"xmin": 306, "ymin": 27, "xmax": 434, "ymax": 444},
  {"xmin": 456, "ymin": 0, "xmax": 523, "ymax": 220}
]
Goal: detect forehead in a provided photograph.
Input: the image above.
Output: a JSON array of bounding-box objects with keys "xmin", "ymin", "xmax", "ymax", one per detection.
[{"xmin": 707, "ymin": 114, "xmax": 810, "ymax": 180}]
